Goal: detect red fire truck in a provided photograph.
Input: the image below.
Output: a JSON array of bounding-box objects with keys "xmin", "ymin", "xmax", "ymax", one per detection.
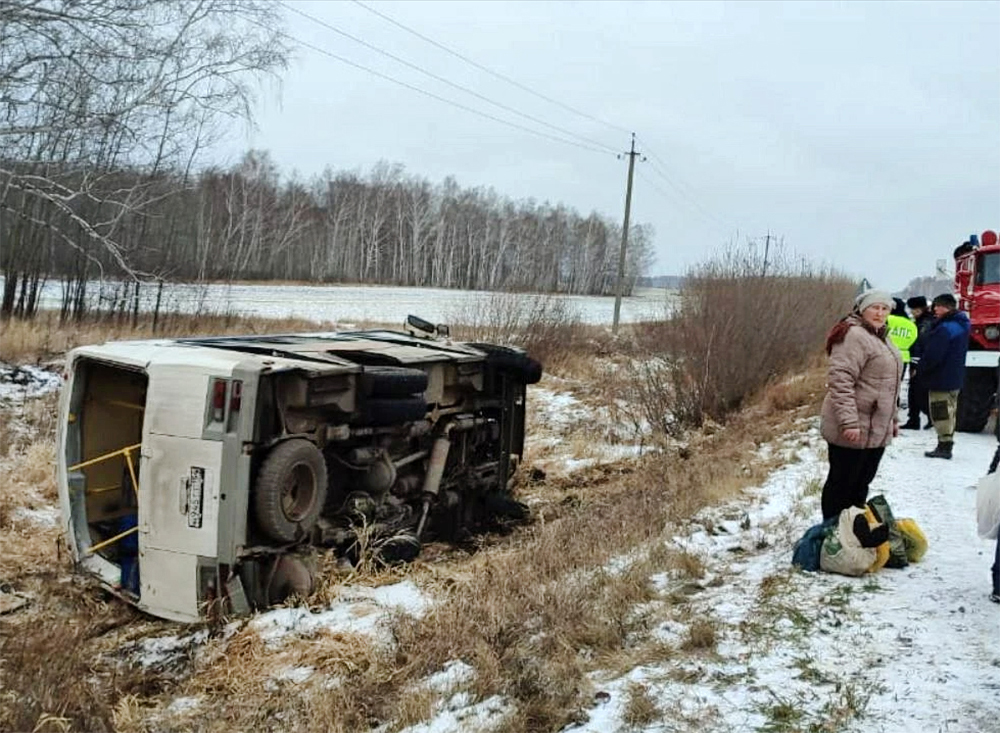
[{"xmin": 955, "ymin": 229, "xmax": 1000, "ymax": 432}]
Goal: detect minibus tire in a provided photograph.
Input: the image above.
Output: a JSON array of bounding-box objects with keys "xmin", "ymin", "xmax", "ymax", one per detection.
[
  {"xmin": 361, "ymin": 366, "xmax": 428, "ymax": 398},
  {"xmin": 254, "ymin": 439, "xmax": 328, "ymax": 543},
  {"xmin": 468, "ymin": 343, "xmax": 543, "ymax": 384}
]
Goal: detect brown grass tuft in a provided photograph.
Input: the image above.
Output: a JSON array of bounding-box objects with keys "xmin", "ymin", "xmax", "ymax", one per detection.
[
  {"xmin": 0, "ymin": 603, "xmax": 141, "ymax": 733},
  {"xmin": 0, "ymin": 436, "xmax": 62, "ymax": 578},
  {"xmin": 446, "ymin": 290, "xmax": 594, "ymax": 372},
  {"xmin": 670, "ymin": 551, "xmax": 707, "ymax": 580},
  {"xmin": 681, "ymin": 617, "xmax": 719, "ymax": 652},
  {"xmin": 623, "ymin": 680, "xmax": 660, "ymax": 727}
]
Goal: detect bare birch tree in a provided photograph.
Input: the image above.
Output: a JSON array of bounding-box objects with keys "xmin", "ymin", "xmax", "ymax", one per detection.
[{"xmin": 0, "ymin": 0, "xmax": 288, "ymax": 316}]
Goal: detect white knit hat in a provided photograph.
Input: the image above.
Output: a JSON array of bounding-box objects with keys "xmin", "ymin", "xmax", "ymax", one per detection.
[{"xmin": 854, "ymin": 289, "xmax": 893, "ymax": 313}]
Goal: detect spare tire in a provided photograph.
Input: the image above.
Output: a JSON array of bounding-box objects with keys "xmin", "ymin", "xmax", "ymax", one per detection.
[
  {"xmin": 469, "ymin": 343, "xmax": 543, "ymax": 385},
  {"xmin": 360, "ymin": 366, "xmax": 428, "ymax": 398},
  {"xmin": 254, "ymin": 439, "xmax": 328, "ymax": 543}
]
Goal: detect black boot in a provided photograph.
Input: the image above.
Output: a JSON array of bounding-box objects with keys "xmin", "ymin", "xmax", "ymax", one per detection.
[
  {"xmin": 900, "ymin": 418, "xmax": 921, "ymax": 430},
  {"xmin": 924, "ymin": 442, "xmax": 953, "ymax": 459}
]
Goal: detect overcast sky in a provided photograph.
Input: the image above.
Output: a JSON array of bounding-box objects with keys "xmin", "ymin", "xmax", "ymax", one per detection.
[{"xmin": 220, "ymin": 0, "xmax": 1000, "ymax": 292}]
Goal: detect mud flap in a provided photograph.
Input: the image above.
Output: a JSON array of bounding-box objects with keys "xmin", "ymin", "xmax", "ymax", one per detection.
[{"xmin": 226, "ymin": 573, "xmax": 251, "ymax": 615}]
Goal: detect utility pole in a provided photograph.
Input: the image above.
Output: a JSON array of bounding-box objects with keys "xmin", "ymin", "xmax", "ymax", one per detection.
[
  {"xmin": 613, "ymin": 133, "xmax": 642, "ymax": 334},
  {"xmin": 761, "ymin": 231, "xmax": 770, "ymax": 277}
]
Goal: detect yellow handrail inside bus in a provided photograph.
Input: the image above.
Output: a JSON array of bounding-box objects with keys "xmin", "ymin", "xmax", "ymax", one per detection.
[
  {"xmin": 69, "ymin": 443, "xmax": 141, "ymax": 496},
  {"xmin": 71, "ymin": 444, "xmax": 143, "ymax": 555},
  {"xmin": 68, "ymin": 443, "xmax": 141, "ymax": 472},
  {"xmin": 87, "ymin": 525, "xmax": 139, "ymax": 555},
  {"xmin": 85, "ymin": 484, "xmax": 122, "ymax": 495},
  {"xmin": 123, "ymin": 448, "xmax": 139, "ymax": 497},
  {"xmin": 104, "ymin": 400, "xmax": 145, "ymax": 412}
]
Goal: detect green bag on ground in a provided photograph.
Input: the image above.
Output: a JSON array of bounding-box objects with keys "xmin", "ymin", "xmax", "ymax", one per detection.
[{"xmin": 867, "ymin": 495, "xmax": 908, "ymax": 569}]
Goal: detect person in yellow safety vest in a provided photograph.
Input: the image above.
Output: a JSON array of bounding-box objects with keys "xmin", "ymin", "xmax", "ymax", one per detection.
[{"xmin": 887, "ymin": 298, "xmax": 918, "ymax": 379}]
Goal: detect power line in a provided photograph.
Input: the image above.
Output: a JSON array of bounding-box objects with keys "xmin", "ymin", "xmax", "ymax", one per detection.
[
  {"xmin": 635, "ymin": 168, "xmax": 733, "ymax": 232},
  {"xmin": 637, "ymin": 137, "xmax": 705, "ymax": 202},
  {"xmin": 635, "ymin": 169, "xmax": 688, "ymax": 210},
  {"xmin": 281, "ymin": 1, "xmax": 620, "ymax": 155},
  {"xmin": 258, "ymin": 22, "xmax": 618, "ymax": 156},
  {"xmin": 634, "ymin": 137, "xmax": 732, "ymax": 230},
  {"xmin": 351, "ymin": 0, "xmax": 632, "ymax": 137}
]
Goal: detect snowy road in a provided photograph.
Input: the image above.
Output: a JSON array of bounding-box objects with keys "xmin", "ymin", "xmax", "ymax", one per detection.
[
  {"xmin": 567, "ymin": 416, "xmax": 1000, "ymax": 733},
  {"xmin": 853, "ymin": 425, "xmax": 999, "ymax": 732}
]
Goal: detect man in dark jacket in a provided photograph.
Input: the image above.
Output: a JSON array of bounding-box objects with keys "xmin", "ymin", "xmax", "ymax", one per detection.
[
  {"xmin": 920, "ymin": 293, "xmax": 971, "ymax": 459},
  {"xmin": 901, "ymin": 296, "xmax": 935, "ymax": 429}
]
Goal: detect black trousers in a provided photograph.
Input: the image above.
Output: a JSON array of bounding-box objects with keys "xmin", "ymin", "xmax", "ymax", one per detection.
[
  {"xmin": 907, "ymin": 369, "xmax": 929, "ymax": 422},
  {"xmin": 821, "ymin": 443, "xmax": 886, "ymax": 520},
  {"xmin": 990, "ymin": 446, "xmax": 999, "ymax": 595}
]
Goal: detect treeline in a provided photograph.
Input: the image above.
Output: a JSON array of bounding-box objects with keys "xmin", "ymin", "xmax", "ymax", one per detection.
[
  {"xmin": 898, "ymin": 275, "xmax": 954, "ymax": 301},
  {"xmin": 1, "ymin": 152, "xmax": 653, "ymax": 318}
]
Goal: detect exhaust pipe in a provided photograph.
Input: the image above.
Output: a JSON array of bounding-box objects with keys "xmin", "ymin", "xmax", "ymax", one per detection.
[{"xmin": 416, "ymin": 434, "xmax": 451, "ymax": 539}]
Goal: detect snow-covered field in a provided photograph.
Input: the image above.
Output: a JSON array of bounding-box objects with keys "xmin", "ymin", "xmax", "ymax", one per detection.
[
  {"xmin": 2, "ymin": 359, "xmax": 998, "ymax": 731},
  {"xmin": 12, "ymin": 279, "xmax": 674, "ymax": 326}
]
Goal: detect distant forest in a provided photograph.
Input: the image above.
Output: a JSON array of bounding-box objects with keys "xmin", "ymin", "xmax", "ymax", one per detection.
[
  {"xmin": 2, "ymin": 152, "xmax": 654, "ymax": 318},
  {"xmin": 897, "ymin": 275, "xmax": 954, "ymax": 301}
]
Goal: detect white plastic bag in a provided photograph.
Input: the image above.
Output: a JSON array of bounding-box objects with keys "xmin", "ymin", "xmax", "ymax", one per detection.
[
  {"xmin": 976, "ymin": 472, "xmax": 1000, "ymax": 540},
  {"xmin": 820, "ymin": 507, "xmax": 876, "ymax": 577}
]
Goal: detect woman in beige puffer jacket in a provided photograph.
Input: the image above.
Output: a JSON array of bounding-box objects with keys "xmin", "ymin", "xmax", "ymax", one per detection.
[{"xmin": 820, "ymin": 290, "xmax": 903, "ymax": 520}]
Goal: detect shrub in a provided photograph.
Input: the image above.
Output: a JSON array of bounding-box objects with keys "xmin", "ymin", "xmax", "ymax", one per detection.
[
  {"xmin": 448, "ymin": 291, "xmax": 586, "ymax": 371},
  {"xmin": 635, "ymin": 240, "xmax": 854, "ymax": 431}
]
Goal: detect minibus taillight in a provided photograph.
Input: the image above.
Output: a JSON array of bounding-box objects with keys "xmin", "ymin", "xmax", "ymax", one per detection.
[
  {"xmin": 230, "ymin": 380, "xmax": 242, "ymax": 412},
  {"xmin": 211, "ymin": 379, "xmax": 226, "ymax": 422}
]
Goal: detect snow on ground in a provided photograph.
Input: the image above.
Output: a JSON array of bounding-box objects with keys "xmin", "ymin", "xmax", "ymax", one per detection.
[
  {"xmin": 528, "ymin": 379, "xmax": 655, "ymax": 480},
  {"xmin": 8, "ymin": 278, "xmax": 674, "ymax": 326},
  {"xmin": 126, "ymin": 579, "xmax": 431, "ymax": 678},
  {"xmin": 249, "ymin": 579, "xmax": 429, "ymax": 644},
  {"xmin": 0, "ymin": 361, "xmax": 62, "ymax": 462},
  {"xmin": 563, "ymin": 417, "xmax": 1000, "ymax": 733},
  {"xmin": 0, "ymin": 362, "xmax": 61, "ymax": 403}
]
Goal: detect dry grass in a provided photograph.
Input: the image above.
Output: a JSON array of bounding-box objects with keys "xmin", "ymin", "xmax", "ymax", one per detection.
[
  {"xmin": 670, "ymin": 551, "xmax": 708, "ymax": 580},
  {"xmin": 0, "ymin": 310, "xmax": 375, "ymax": 364},
  {"xmin": 623, "ymin": 681, "xmax": 661, "ymax": 727},
  {"xmin": 680, "ymin": 617, "xmax": 720, "ymax": 652},
  {"xmin": 446, "ymin": 290, "xmax": 599, "ymax": 373},
  {"xmin": 0, "ymin": 394, "xmax": 62, "ymax": 578},
  {"xmin": 0, "ymin": 593, "xmax": 142, "ymax": 733},
  {"xmin": 391, "ymin": 686, "xmax": 438, "ymax": 731}
]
